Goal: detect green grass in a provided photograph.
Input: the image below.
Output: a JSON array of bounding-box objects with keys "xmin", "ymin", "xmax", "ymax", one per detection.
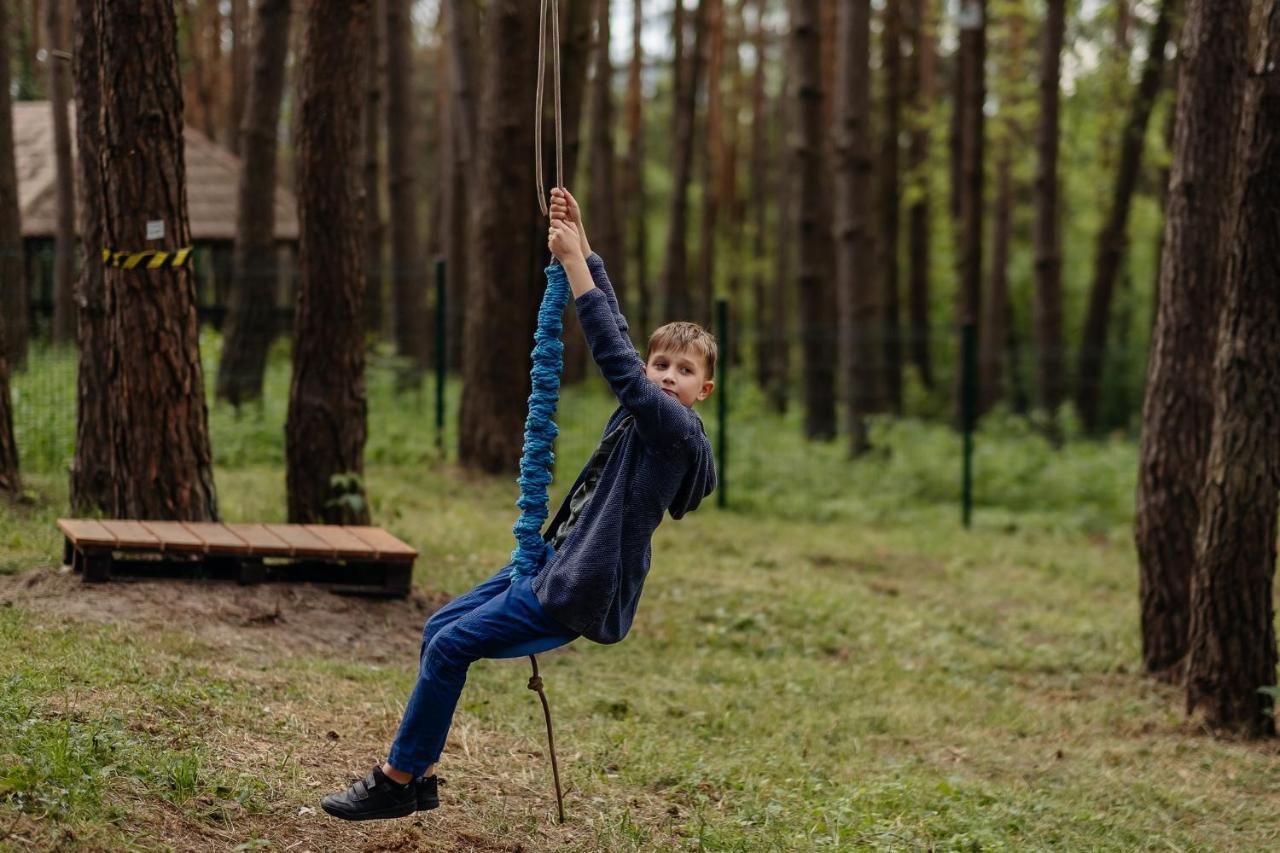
[{"xmin": 4, "ymin": 339, "xmax": 1276, "ymax": 850}]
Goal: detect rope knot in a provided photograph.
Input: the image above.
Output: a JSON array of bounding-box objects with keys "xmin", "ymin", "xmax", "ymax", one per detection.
[{"xmin": 527, "ymin": 675, "xmax": 544, "ymax": 692}]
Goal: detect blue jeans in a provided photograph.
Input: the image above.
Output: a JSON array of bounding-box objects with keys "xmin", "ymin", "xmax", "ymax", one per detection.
[{"xmin": 387, "ymin": 565, "xmax": 577, "ymax": 776}]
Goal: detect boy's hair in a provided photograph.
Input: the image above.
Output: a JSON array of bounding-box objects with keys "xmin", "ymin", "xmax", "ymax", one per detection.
[{"xmin": 645, "ymin": 322, "xmax": 718, "ymax": 380}]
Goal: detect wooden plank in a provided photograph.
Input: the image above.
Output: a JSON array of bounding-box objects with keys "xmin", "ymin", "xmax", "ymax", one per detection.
[
  {"xmin": 264, "ymin": 524, "xmax": 336, "ymax": 558},
  {"xmin": 344, "ymin": 526, "xmax": 418, "ymax": 561},
  {"xmin": 99, "ymin": 520, "xmax": 161, "ymax": 549},
  {"xmin": 304, "ymin": 525, "xmax": 378, "ymax": 560},
  {"xmin": 57, "ymin": 518, "xmax": 117, "ymax": 548},
  {"xmin": 140, "ymin": 521, "xmax": 205, "ymax": 552},
  {"xmin": 180, "ymin": 523, "xmax": 252, "ymax": 555},
  {"xmin": 226, "ymin": 524, "xmax": 293, "ymax": 556}
]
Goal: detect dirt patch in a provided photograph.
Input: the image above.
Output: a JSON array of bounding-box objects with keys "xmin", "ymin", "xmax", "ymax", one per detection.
[{"xmin": 0, "ymin": 565, "xmax": 450, "ymax": 661}]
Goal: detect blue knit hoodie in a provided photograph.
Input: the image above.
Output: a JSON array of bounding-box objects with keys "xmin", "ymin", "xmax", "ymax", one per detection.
[{"xmin": 531, "ymin": 254, "xmax": 717, "ymax": 644}]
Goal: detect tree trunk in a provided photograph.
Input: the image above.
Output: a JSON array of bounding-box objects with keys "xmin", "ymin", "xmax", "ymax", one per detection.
[
  {"xmin": 1033, "ymin": 0, "xmax": 1066, "ymax": 422},
  {"xmin": 769, "ymin": 67, "xmax": 793, "ymax": 416},
  {"xmin": 287, "ymin": 0, "xmax": 370, "ymax": 524},
  {"xmin": 833, "ymin": 0, "xmax": 875, "ymax": 454},
  {"xmin": 905, "ymin": 0, "xmax": 933, "ymax": 390},
  {"xmin": 625, "ymin": 0, "xmax": 648, "ymax": 335},
  {"xmin": 0, "ymin": 0, "xmax": 28, "ymax": 372},
  {"xmin": 660, "ymin": 0, "xmax": 709, "ymax": 323},
  {"xmin": 588, "ymin": 0, "xmax": 622, "ymax": 279},
  {"xmin": 1136, "ymin": 0, "xmax": 1247, "ymax": 681},
  {"xmin": 227, "ymin": 0, "xmax": 248, "ymax": 155},
  {"xmin": 696, "ymin": 0, "xmax": 724, "ymax": 329},
  {"xmin": 1075, "ymin": 0, "xmax": 1176, "ymax": 433},
  {"xmin": 363, "ymin": 0, "xmax": 385, "ymax": 337},
  {"xmin": 1184, "ymin": 1, "xmax": 1280, "ymax": 734},
  {"xmin": 442, "ymin": 0, "xmax": 478, "ymax": 372},
  {"xmin": 458, "ymin": 0, "xmax": 540, "ymax": 474},
  {"xmin": 96, "ymin": 0, "xmax": 217, "ymax": 521},
  {"xmin": 954, "ymin": 0, "xmax": 986, "ymax": 421},
  {"xmin": 0, "ymin": 0, "xmax": 19, "ymax": 496},
  {"xmin": 791, "ymin": 0, "xmax": 837, "ymax": 440},
  {"xmin": 879, "ymin": 0, "xmax": 903, "ymax": 413},
  {"xmin": 47, "ymin": 0, "xmax": 76, "ymax": 344},
  {"xmin": 386, "ymin": 0, "xmax": 428, "ymax": 372},
  {"xmin": 69, "ymin": 0, "xmax": 112, "ymax": 513},
  {"xmin": 216, "ymin": 0, "xmax": 291, "ymax": 408}
]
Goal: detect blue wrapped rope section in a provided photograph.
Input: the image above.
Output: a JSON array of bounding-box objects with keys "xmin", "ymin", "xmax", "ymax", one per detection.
[{"xmin": 510, "ymin": 261, "xmax": 572, "ymax": 581}]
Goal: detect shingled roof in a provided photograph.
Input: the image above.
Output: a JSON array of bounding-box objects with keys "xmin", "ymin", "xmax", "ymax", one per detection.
[{"xmin": 13, "ymin": 100, "xmax": 299, "ymax": 243}]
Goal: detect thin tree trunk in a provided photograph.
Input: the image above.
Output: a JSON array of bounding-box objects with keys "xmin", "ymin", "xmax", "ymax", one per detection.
[
  {"xmin": 749, "ymin": 0, "xmax": 770, "ymax": 393},
  {"xmin": 69, "ymin": 0, "xmax": 112, "ymax": 513},
  {"xmin": 625, "ymin": 0, "xmax": 648, "ymax": 335},
  {"xmin": 791, "ymin": 0, "xmax": 837, "ymax": 440},
  {"xmin": 287, "ymin": 0, "xmax": 370, "ymax": 523},
  {"xmin": 660, "ymin": 0, "xmax": 709, "ymax": 323},
  {"xmin": 1136, "ymin": 0, "xmax": 1246, "ymax": 681},
  {"xmin": 386, "ymin": 0, "xmax": 428, "ymax": 371},
  {"xmin": 905, "ymin": 0, "xmax": 933, "ymax": 390},
  {"xmin": 1075, "ymin": 0, "xmax": 1176, "ymax": 432},
  {"xmin": 833, "ymin": 0, "xmax": 875, "ymax": 454},
  {"xmin": 879, "ymin": 0, "xmax": 903, "ymax": 413},
  {"xmin": 97, "ymin": 0, "xmax": 217, "ymax": 521},
  {"xmin": 0, "ymin": 0, "xmax": 27, "ymax": 372},
  {"xmin": 1033, "ymin": 0, "xmax": 1066, "ymax": 422},
  {"xmin": 227, "ymin": 0, "xmax": 248, "ymax": 155},
  {"xmin": 0, "ymin": 0, "xmax": 19, "ymax": 497},
  {"xmin": 442, "ymin": 0, "xmax": 478, "ymax": 372},
  {"xmin": 46, "ymin": 0, "xmax": 76, "ymax": 344},
  {"xmin": 216, "ymin": 0, "xmax": 291, "ymax": 407},
  {"xmin": 954, "ymin": 0, "xmax": 986, "ymax": 421},
  {"xmin": 769, "ymin": 67, "xmax": 793, "ymax": 416},
  {"xmin": 588, "ymin": 0, "xmax": 622, "ymax": 275},
  {"xmin": 696, "ymin": 0, "xmax": 724, "ymax": 328},
  {"xmin": 1184, "ymin": 0, "xmax": 1280, "ymax": 734},
  {"xmin": 458, "ymin": 0, "xmax": 540, "ymax": 473},
  {"xmin": 364, "ymin": 0, "xmax": 385, "ymax": 337}
]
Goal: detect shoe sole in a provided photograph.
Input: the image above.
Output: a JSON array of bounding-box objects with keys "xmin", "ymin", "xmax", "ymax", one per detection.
[{"xmin": 321, "ymin": 799, "xmax": 418, "ymax": 822}]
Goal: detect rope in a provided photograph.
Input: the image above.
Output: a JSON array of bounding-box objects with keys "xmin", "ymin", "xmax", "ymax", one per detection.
[
  {"xmin": 534, "ymin": 0, "xmax": 563, "ymax": 217},
  {"xmin": 527, "ymin": 654, "xmax": 566, "ymax": 823}
]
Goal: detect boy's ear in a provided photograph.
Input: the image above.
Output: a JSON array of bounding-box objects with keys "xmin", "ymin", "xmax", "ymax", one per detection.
[{"xmin": 698, "ymin": 380, "xmax": 715, "ymax": 401}]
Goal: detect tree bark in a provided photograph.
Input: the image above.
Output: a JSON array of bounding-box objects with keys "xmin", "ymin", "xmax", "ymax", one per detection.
[
  {"xmin": 96, "ymin": 0, "xmax": 217, "ymax": 521},
  {"xmin": 697, "ymin": 0, "xmax": 725, "ymax": 329},
  {"xmin": 588, "ymin": 0, "xmax": 622, "ymax": 281},
  {"xmin": 625, "ymin": 0, "xmax": 649, "ymax": 336},
  {"xmin": 1184, "ymin": 0, "xmax": 1280, "ymax": 734},
  {"xmin": 69, "ymin": 0, "xmax": 113, "ymax": 513},
  {"xmin": 386, "ymin": 0, "xmax": 428, "ymax": 372},
  {"xmin": 659, "ymin": 0, "xmax": 709, "ymax": 323},
  {"xmin": 1075, "ymin": 0, "xmax": 1176, "ymax": 433},
  {"xmin": 1136, "ymin": 0, "xmax": 1247, "ymax": 681},
  {"xmin": 47, "ymin": 0, "xmax": 76, "ymax": 344},
  {"xmin": 833, "ymin": 0, "xmax": 875, "ymax": 454},
  {"xmin": 441, "ymin": 0, "xmax": 478, "ymax": 372},
  {"xmin": 287, "ymin": 0, "xmax": 370, "ymax": 524},
  {"xmin": 0, "ymin": 0, "xmax": 28, "ymax": 372},
  {"xmin": 1032, "ymin": 0, "xmax": 1066, "ymax": 422},
  {"xmin": 791, "ymin": 0, "xmax": 837, "ymax": 440},
  {"xmin": 216, "ymin": 0, "xmax": 291, "ymax": 408},
  {"xmin": 879, "ymin": 0, "xmax": 903, "ymax": 413},
  {"xmin": 227, "ymin": 0, "xmax": 248, "ymax": 155},
  {"xmin": 458, "ymin": 0, "xmax": 540, "ymax": 474},
  {"xmin": 905, "ymin": 0, "xmax": 933, "ymax": 390},
  {"xmin": 954, "ymin": 0, "xmax": 986, "ymax": 422},
  {"xmin": 768, "ymin": 66, "xmax": 793, "ymax": 416},
  {"xmin": 363, "ymin": 0, "xmax": 385, "ymax": 337}
]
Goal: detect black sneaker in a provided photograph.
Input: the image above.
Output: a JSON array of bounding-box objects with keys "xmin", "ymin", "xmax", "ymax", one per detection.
[
  {"xmin": 320, "ymin": 766, "xmax": 417, "ymax": 821},
  {"xmin": 415, "ymin": 774, "xmax": 440, "ymax": 812}
]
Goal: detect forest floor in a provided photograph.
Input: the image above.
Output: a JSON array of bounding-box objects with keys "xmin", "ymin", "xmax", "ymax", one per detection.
[{"xmin": 3, "ymin": 461, "xmax": 1280, "ymax": 852}]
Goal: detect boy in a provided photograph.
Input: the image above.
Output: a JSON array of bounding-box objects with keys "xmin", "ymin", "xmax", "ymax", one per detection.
[{"xmin": 321, "ymin": 188, "xmax": 717, "ymax": 821}]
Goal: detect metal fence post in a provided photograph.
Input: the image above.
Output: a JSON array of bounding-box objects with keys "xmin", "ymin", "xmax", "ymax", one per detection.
[{"xmin": 715, "ymin": 297, "xmax": 728, "ymax": 509}]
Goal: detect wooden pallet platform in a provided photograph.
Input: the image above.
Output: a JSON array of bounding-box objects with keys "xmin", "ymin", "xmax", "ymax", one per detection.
[{"xmin": 57, "ymin": 519, "xmax": 418, "ymax": 597}]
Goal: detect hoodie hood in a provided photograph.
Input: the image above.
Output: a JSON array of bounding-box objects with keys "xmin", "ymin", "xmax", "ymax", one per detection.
[{"xmin": 669, "ymin": 422, "xmax": 717, "ymax": 519}]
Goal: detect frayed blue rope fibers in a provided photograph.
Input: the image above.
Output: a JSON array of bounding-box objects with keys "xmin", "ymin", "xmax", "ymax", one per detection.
[{"xmin": 509, "ymin": 261, "xmax": 572, "ymax": 581}]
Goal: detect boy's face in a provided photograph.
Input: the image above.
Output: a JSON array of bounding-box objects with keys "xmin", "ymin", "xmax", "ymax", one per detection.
[{"xmin": 645, "ymin": 347, "xmax": 715, "ymax": 408}]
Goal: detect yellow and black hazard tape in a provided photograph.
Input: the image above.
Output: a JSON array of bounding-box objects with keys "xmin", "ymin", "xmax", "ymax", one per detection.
[{"xmin": 101, "ymin": 247, "xmax": 194, "ymax": 269}]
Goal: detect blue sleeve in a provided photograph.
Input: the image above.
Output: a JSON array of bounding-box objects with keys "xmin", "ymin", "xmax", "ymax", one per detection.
[
  {"xmin": 574, "ymin": 287, "xmax": 699, "ymax": 452},
  {"xmin": 584, "ymin": 253, "xmax": 629, "ymax": 339}
]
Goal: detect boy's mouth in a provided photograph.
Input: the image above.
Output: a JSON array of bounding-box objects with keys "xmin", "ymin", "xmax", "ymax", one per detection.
[{"xmin": 661, "ymin": 389, "xmax": 678, "ymax": 399}]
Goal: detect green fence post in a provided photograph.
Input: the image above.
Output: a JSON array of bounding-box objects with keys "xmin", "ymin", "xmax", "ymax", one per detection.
[
  {"xmin": 435, "ymin": 258, "xmax": 447, "ymax": 455},
  {"xmin": 716, "ymin": 297, "xmax": 729, "ymax": 509},
  {"xmin": 961, "ymin": 320, "xmax": 976, "ymax": 528}
]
